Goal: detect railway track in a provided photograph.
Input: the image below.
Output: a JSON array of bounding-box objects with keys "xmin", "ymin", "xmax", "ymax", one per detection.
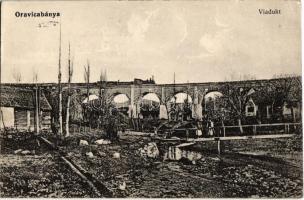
[{"xmin": 38, "ymin": 136, "xmax": 113, "ymax": 198}]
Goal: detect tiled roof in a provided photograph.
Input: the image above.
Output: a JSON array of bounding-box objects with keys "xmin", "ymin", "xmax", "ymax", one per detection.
[{"xmin": 1, "ymin": 86, "xmax": 52, "ymax": 111}]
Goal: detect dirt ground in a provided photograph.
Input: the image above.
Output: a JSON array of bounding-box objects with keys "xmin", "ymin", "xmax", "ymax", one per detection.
[
  {"xmin": 224, "ymin": 135, "xmax": 303, "ymax": 167},
  {"xmin": 59, "ymin": 133, "xmax": 303, "ymax": 198},
  {"xmin": 0, "ymin": 131, "xmax": 302, "ymax": 198},
  {"xmin": 62, "ymin": 134, "xmax": 225, "ymax": 197},
  {"xmin": 0, "ymin": 134, "xmax": 93, "ymax": 197}
]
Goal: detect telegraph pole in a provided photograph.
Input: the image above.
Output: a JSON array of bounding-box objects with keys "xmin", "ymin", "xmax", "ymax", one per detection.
[
  {"xmin": 33, "ymin": 73, "xmax": 39, "ymax": 135},
  {"xmin": 58, "ymin": 22, "xmax": 63, "ymax": 137}
]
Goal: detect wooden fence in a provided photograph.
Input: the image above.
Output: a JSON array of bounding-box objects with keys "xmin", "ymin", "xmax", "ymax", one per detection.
[
  {"xmin": 221, "ymin": 122, "xmax": 301, "ymax": 137},
  {"xmin": 156, "ymin": 122, "xmax": 302, "ymax": 138}
]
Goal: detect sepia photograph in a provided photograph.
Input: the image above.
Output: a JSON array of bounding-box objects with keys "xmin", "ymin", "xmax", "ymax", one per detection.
[{"xmin": 0, "ymin": 0, "xmax": 302, "ymax": 198}]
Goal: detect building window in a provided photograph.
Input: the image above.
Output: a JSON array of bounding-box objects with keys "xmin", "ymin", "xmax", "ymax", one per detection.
[
  {"xmin": 246, "ymin": 100, "xmax": 256, "ymax": 116},
  {"xmin": 247, "ymin": 106, "xmax": 254, "ymax": 113}
]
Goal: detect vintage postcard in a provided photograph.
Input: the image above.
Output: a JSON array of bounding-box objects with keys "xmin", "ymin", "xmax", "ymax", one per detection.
[{"xmin": 0, "ymin": 0, "xmax": 302, "ymax": 198}]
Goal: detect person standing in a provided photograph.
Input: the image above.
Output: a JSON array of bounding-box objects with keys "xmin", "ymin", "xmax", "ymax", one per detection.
[
  {"xmin": 138, "ymin": 113, "xmax": 143, "ymax": 131},
  {"xmin": 208, "ymin": 119, "xmax": 214, "ymax": 137},
  {"xmin": 196, "ymin": 121, "xmax": 203, "ymax": 138}
]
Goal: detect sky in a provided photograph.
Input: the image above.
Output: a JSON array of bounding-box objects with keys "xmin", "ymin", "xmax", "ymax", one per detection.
[{"xmin": 1, "ymin": 0, "xmax": 301, "ymax": 84}]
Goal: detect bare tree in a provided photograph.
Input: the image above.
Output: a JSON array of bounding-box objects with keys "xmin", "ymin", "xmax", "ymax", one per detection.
[
  {"xmin": 84, "ymin": 60, "xmax": 90, "ymax": 99},
  {"xmin": 224, "ymin": 85, "xmax": 255, "ymax": 133},
  {"xmin": 83, "ymin": 60, "xmax": 90, "ymax": 131},
  {"xmin": 12, "ymin": 68, "xmax": 22, "ymax": 83},
  {"xmin": 33, "ymin": 71, "xmax": 39, "ymax": 135},
  {"xmin": 99, "ymin": 69, "xmax": 114, "ymax": 129},
  {"xmin": 269, "ymin": 75, "xmax": 301, "ymax": 122},
  {"xmin": 100, "ymin": 69, "xmax": 108, "ymax": 107},
  {"xmin": 32, "ymin": 69, "xmax": 38, "ymax": 83},
  {"xmin": 65, "ymin": 43, "xmax": 73, "ymax": 137},
  {"xmin": 99, "ymin": 69, "xmax": 107, "ymax": 98}
]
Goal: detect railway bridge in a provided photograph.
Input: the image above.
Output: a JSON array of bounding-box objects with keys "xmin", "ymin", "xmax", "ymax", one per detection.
[
  {"xmin": 1, "ymin": 76, "xmax": 301, "ymax": 120},
  {"xmin": 63, "ymin": 76, "xmax": 301, "ymax": 119}
]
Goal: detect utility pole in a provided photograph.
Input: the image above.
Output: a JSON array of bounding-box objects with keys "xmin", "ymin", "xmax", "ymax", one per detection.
[
  {"xmin": 84, "ymin": 60, "xmax": 90, "ymax": 133},
  {"xmin": 65, "ymin": 43, "xmax": 73, "ymax": 137},
  {"xmin": 85, "ymin": 60, "xmax": 90, "ymax": 99},
  {"xmin": 173, "ymin": 72, "xmax": 176, "ymax": 101},
  {"xmin": 58, "ymin": 23, "xmax": 63, "ymax": 137},
  {"xmin": 173, "ymin": 72, "xmax": 176, "ymax": 91},
  {"xmin": 187, "ymin": 80, "xmax": 189, "ymax": 104},
  {"xmin": 173, "ymin": 72, "xmax": 177, "ymax": 121},
  {"xmin": 102, "ymin": 69, "xmax": 107, "ymax": 107},
  {"xmin": 187, "ymin": 80, "xmax": 190, "ymax": 120},
  {"xmin": 34, "ymin": 74, "xmax": 39, "ymax": 135}
]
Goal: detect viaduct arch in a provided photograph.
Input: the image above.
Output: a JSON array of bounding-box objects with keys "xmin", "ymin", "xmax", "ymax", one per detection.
[{"xmin": 4, "ymin": 76, "xmax": 300, "ymax": 119}]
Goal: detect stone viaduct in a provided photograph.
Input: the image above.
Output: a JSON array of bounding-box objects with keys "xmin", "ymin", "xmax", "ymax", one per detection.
[
  {"xmin": 1, "ymin": 77, "xmax": 301, "ymax": 104},
  {"xmin": 2, "ymin": 76, "xmax": 301, "ymax": 112},
  {"xmin": 56, "ymin": 77, "xmax": 300, "ymax": 105}
]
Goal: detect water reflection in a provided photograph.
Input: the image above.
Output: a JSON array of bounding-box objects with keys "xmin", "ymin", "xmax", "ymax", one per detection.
[{"xmin": 165, "ymin": 145, "xmax": 202, "ymax": 161}]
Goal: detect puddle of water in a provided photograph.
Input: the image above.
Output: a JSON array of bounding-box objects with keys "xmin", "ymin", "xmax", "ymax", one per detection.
[
  {"xmin": 164, "ymin": 145, "xmax": 202, "ymax": 161},
  {"xmin": 238, "ymin": 151, "xmax": 269, "ymax": 156}
]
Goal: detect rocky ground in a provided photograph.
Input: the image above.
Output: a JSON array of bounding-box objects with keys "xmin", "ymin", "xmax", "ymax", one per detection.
[
  {"xmin": 55, "ymin": 132, "xmax": 303, "ymax": 198},
  {"xmin": 181, "ymin": 155, "xmax": 302, "ymax": 198},
  {"xmin": 0, "ymin": 131, "xmax": 302, "ymax": 198},
  {"xmin": 0, "ymin": 132, "xmax": 93, "ymax": 197},
  {"xmin": 60, "ymin": 134, "xmax": 225, "ymax": 198}
]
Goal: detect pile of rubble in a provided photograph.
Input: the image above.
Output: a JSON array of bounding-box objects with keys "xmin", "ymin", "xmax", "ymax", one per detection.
[
  {"xmin": 61, "ymin": 136, "xmax": 150, "ymax": 197},
  {"xmin": 137, "ymin": 142, "xmax": 159, "ymax": 159}
]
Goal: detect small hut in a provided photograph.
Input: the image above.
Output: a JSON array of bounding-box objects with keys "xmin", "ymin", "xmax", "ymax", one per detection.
[{"xmin": 0, "ymin": 86, "xmax": 52, "ymax": 131}]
